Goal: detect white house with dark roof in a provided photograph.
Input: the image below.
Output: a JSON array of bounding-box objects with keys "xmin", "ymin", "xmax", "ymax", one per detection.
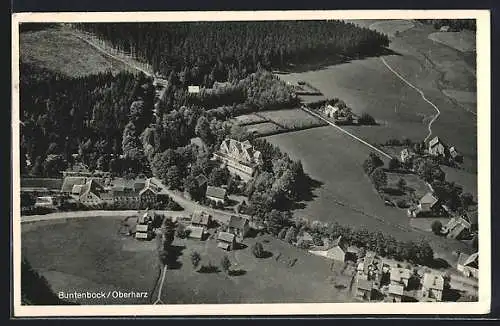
[
  {"xmin": 213, "ymin": 138, "xmax": 263, "ymax": 181},
  {"xmin": 457, "ymin": 252, "xmax": 478, "ymax": 278},
  {"xmin": 428, "ymin": 136, "xmax": 446, "ymax": 157},
  {"xmin": 420, "ymin": 273, "xmax": 444, "ymax": 302},
  {"xmin": 400, "ymin": 148, "xmax": 414, "ymax": 163},
  {"xmin": 217, "ymin": 231, "xmax": 236, "ymax": 251},
  {"xmin": 227, "ymin": 215, "xmax": 250, "ymax": 241}
]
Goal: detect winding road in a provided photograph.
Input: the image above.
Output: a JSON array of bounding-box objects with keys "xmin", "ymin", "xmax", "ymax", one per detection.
[{"xmin": 380, "ymin": 57, "xmax": 441, "ymax": 143}]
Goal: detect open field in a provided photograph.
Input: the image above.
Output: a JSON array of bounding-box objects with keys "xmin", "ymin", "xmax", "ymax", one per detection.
[
  {"xmin": 20, "ymin": 27, "xmax": 133, "ymax": 76},
  {"xmin": 428, "ymin": 31, "xmax": 476, "ymax": 53},
  {"xmin": 265, "ymin": 127, "xmax": 473, "ymax": 264},
  {"xmin": 256, "ymin": 109, "xmax": 326, "ymax": 130},
  {"xmin": 21, "ymin": 216, "xmax": 161, "ymax": 304},
  {"xmin": 386, "ymin": 172, "xmax": 431, "ymax": 199},
  {"xmin": 232, "ymin": 114, "xmax": 267, "ymax": 126},
  {"xmin": 368, "ymin": 20, "xmax": 415, "ymax": 37},
  {"xmin": 22, "ymin": 216, "xmax": 354, "ymax": 304},
  {"xmin": 441, "ymin": 166, "xmax": 478, "ymax": 200},
  {"xmin": 155, "ymin": 232, "xmax": 354, "ymax": 304},
  {"xmin": 246, "ymin": 122, "xmax": 285, "ymax": 137}
]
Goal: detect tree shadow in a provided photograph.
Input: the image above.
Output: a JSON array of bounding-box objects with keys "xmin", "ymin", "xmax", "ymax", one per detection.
[
  {"xmin": 287, "ymin": 175, "xmax": 324, "ymax": 211},
  {"xmin": 402, "ymin": 295, "xmax": 419, "ymax": 302},
  {"xmin": 382, "ymin": 188, "xmax": 405, "ymax": 196},
  {"xmin": 443, "ymin": 288, "xmax": 462, "ymax": 302},
  {"xmin": 428, "ymin": 258, "xmax": 451, "ymax": 269},
  {"xmin": 235, "ymin": 243, "xmax": 248, "ymax": 250},
  {"xmin": 198, "ymin": 264, "xmax": 220, "ymax": 274},
  {"xmin": 165, "ymin": 245, "xmax": 185, "ymax": 270},
  {"xmin": 281, "ymin": 47, "xmax": 402, "ymax": 73},
  {"xmin": 260, "ymin": 250, "xmax": 273, "ymax": 259},
  {"xmin": 228, "ymin": 269, "xmax": 247, "ymax": 277},
  {"xmin": 245, "ymin": 228, "xmax": 260, "ymax": 239}
]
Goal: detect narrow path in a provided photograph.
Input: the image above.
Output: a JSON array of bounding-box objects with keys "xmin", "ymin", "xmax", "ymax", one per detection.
[
  {"xmin": 380, "ymin": 57, "xmax": 441, "ymax": 143},
  {"xmin": 153, "ymin": 265, "xmax": 167, "ymax": 304},
  {"xmin": 300, "ymin": 107, "xmax": 392, "ymax": 160}
]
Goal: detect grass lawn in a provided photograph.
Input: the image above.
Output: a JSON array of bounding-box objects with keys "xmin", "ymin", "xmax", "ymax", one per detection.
[
  {"xmin": 386, "ymin": 172, "xmax": 431, "ymax": 199},
  {"xmin": 428, "ymin": 31, "xmax": 476, "ymax": 53},
  {"xmin": 22, "ymin": 217, "xmax": 355, "ymax": 304},
  {"xmin": 157, "ymin": 232, "xmax": 354, "ymax": 304},
  {"xmin": 368, "ymin": 20, "xmax": 415, "ymax": 37},
  {"xmin": 20, "ymin": 27, "xmax": 133, "ymax": 77},
  {"xmin": 233, "ymin": 114, "xmax": 267, "ymax": 126},
  {"xmin": 246, "ymin": 122, "xmax": 286, "ymax": 137},
  {"xmin": 21, "ymin": 216, "xmax": 161, "ymax": 305},
  {"xmin": 256, "ymin": 109, "xmax": 326, "ymax": 130}
]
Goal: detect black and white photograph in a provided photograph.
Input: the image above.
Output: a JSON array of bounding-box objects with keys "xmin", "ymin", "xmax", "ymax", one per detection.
[{"xmin": 11, "ymin": 10, "xmax": 491, "ymax": 316}]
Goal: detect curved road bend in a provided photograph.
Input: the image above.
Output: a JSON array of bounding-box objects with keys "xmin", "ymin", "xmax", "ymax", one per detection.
[{"xmin": 380, "ymin": 57, "xmax": 441, "ymax": 143}]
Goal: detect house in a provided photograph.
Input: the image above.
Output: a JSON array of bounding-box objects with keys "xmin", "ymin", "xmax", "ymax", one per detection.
[
  {"xmin": 407, "ymin": 192, "xmax": 440, "ymax": 217},
  {"xmin": 217, "ymin": 231, "xmax": 236, "ymax": 251},
  {"xmin": 390, "ymin": 268, "xmax": 411, "ymax": 287},
  {"xmin": 187, "ymin": 225, "xmax": 205, "ymax": 240},
  {"xmin": 387, "ymin": 284, "xmax": 404, "ymax": 302},
  {"xmin": 78, "ymin": 179, "xmax": 105, "ymax": 206},
  {"xmin": 323, "ymin": 104, "xmax": 340, "ymax": 118},
  {"xmin": 34, "ymin": 196, "xmax": 56, "ymax": 209},
  {"xmin": 449, "ymin": 146, "xmax": 463, "ymax": 162},
  {"xmin": 457, "ymin": 252, "xmax": 478, "ymax": 278},
  {"xmin": 227, "ymin": 215, "xmax": 250, "ymax": 241},
  {"xmin": 296, "ymin": 231, "xmax": 314, "ymax": 248},
  {"xmin": 440, "ymin": 25, "xmax": 450, "ymax": 32},
  {"xmin": 205, "ymin": 186, "xmax": 227, "ymax": 204},
  {"xmin": 188, "ymin": 85, "xmax": 200, "ymax": 93},
  {"xmin": 325, "ymin": 236, "xmax": 347, "ymax": 262},
  {"xmin": 213, "ymin": 138, "xmax": 263, "ymax": 181},
  {"xmin": 138, "ymin": 209, "xmax": 155, "ymax": 224},
  {"xmin": 195, "ymin": 174, "xmax": 208, "ymax": 188},
  {"xmin": 345, "ymin": 246, "xmax": 360, "ymax": 262},
  {"xmin": 190, "ymin": 210, "xmax": 212, "ymax": 229},
  {"xmin": 420, "ymin": 273, "xmax": 444, "ymax": 302},
  {"xmin": 400, "ymin": 148, "xmax": 414, "ymax": 163},
  {"xmin": 139, "ymin": 178, "xmax": 164, "ymax": 206},
  {"xmin": 190, "ymin": 137, "xmax": 207, "ymax": 152},
  {"xmin": 355, "ymin": 279, "xmax": 374, "ymax": 301},
  {"xmin": 61, "ymin": 176, "xmax": 87, "ymax": 194},
  {"xmin": 358, "ymin": 251, "xmax": 381, "ymax": 281},
  {"xmin": 428, "ymin": 136, "xmax": 446, "ymax": 157},
  {"xmin": 444, "ymin": 216, "xmax": 471, "ymax": 240}
]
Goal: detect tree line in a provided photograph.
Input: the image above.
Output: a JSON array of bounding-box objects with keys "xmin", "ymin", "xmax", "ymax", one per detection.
[{"xmin": 73, "ymin": 21, "xmax": 390, "ymax": 88}]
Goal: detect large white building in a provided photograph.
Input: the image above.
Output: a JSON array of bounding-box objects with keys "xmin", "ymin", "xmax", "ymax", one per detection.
[{"xmin": 213, "ymin": 138, "xmax": 263, "ymax": 181}]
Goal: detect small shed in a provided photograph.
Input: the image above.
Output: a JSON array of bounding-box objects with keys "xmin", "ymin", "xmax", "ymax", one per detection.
[{"xmin": 187, "ymin": 225, "xmax": 204, "ymax": 240}]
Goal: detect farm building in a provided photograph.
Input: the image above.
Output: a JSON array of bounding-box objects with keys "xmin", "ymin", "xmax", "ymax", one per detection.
[
  {"xmin": 323, "ymin": 104, "xmax": 340, "ymax": 118},
  {"xmin": 408, "ymin": 192, "xmax": 440, "ymax": 217},
  {"xmin": 443, "ymin": 216, "xmax": 471, "ymax": 240},
  {"xmin": 390, "ymin": 267, "xmax": 411, "ymax": 287},
  {"xmin": 139, "ymin": 178, "xmax": 165, "ymax": 207},
  {"xmin": 420, "ymin": 273, "xmax": 444, "ymax": 302},
  {"xmin": 428, "ymin": 136, "xmax": 446, "ymax": 157},
  {"xmin": 400, "ymin": 148, "xmax": 414, "ymax": 163},
  {"xmin": 187, "ymin": 225, "xmax": 205, "ymax": 240},
  {"xmin": 188, "ymin": 85, "xmax": 200, "ymax": 93},
  {"xmin": 195, "ymin": 174, "xmax": 208, "ymax": 188},
  {"xmin": 205, "ymin": 186, "xmax": 227, "ymax": 204},
  {"xmin": 78, "ymin": 179, "xmax": 105, "ymax": 207},
  {"xmin": 355, "ymin": 279, "xmax": 374, "ymax": 301},
  {"xmin": 213, "ymin": 138, "xmax": 263, "ymax": 181},
  {"xmin": 34, "ymin": 196, "xmax": 57, "ymax": 209},
  {"xmin": 325, "ymin": 236, "xmax": 347, "ymax": 261},
  {"xmin": 457, "ymin": 252, "xmax": 478, "ymax": 279},
  {"xmin": 387, "ymin": 284, "xmax": 404, "ymax": 302},
  {"xmin": 439, "ymin": 25, "xmax": 450, "ymax": 32},
  {"xmin": 217, "ymin": 231, "xmax": 236, "ymax": 251},
  {"xmin": 357, "ymin": 251, "xmax": 381, "ymax": 281},
  {"xmin": 227, "ymin": 215, "xmax": 250, "ymax": 241},
  {"xmin": 61, "ymin": 176, "xmax": 87, "ymax": 194},
  {"xmin": 190, "ymin": 210, "xmax": 212, "ymax": 229}
]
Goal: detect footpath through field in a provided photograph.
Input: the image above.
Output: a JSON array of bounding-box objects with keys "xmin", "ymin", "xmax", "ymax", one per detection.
[
  {"xmin": 300, "ymin": 106, "xmax": 392, "ymax": 160},
  {"xmin": 380, "ymin": 57, "xmax": 441, "ymax": 143}
]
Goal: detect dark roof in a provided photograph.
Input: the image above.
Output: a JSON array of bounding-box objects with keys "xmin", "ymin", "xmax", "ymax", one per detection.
[
  {"xmin": 206, "ymin": 186, "xmax": 227, "ymax": 199},
  {"xmin": 228, "ymin": 215, "xmax": 248, "ymax": 230},
  {"xmin": 79, "ymin": 179, "xmax": 104, "ymax": 197},
  {"xmin": 191, "ymin": 210, "xmax": 211, "ymax": 226},
  {"xmin": 217, "ymin": 231, "xmax": 235, "ymax": 243},
  {"xmin": 195, "ymin": 174, "xmax": 208, "ymax": 186},
  {"xmin": 429, "ymin": 136, "xmax": 444, "ymax": 148},
  {"xmin": 61, "ymin": 177, "xmax": 86, "ymax": 193}
]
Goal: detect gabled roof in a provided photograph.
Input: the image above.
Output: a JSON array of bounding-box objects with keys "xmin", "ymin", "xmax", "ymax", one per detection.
[
  {"xmin": 457, "ymin": 252, "xmax": 470, "ymax": 267},
  {"xmin": 420, "ymin": 192, "xmax": 438, "ymax": 206},
  {"xmin": 61, "ymin": 177, "xmax": 86, "ymax": 193},
  {"xmin": 139, "ymin": 178, "xmax": 162, "ymax": 196},
  {"xmin": 71, "ymin": 184, "xmax": 84, "ymax": 195},
  {"xmin": 217, "ymin": 231, "xmax": 235, "ymax": 243},
  {"xmin": 429, "ymin": 136, "xmax": 444, "ymax": 148},
  {"xmin": 422, "ymin": 273, "xmax": 444, "ymax": 290},
  {"xmin": 195, "ymin": 174, "xmax": 208, "ymax": 186},
  {"xmin": 464, "ymin": 252, "xmax": 478, "ymax": 268},
  {"xmin": 445, "ymin": 217, "xmax": 471, "ymax": 238},
  {"xmin": 206, "ymin": 186, "xmax": 227, "ymax": 199},
  {"xmin": 191, "ymin": 210, "xmax": 211, "ymax": 226},
  {"xmin": 187, "ymin": 225, "xmax": 204, "ymax": 239},
  {"xmin": 228, "ymin": 215, "xmax": 248, "ymax": 230},
  {"xmin": 79, "ymin": 179, "xmax": 104, "ymax": 198},
  {"xmin": 390, "ymin": 268, "xmax": 411, "ymax": 281},
  {"xmin": 388, "ymin": 284, "xmax": 404, "ymax": 296}
]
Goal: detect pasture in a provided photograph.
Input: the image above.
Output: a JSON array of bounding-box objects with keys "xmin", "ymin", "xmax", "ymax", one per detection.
[
  {"xmin": 256, "ymin": 109, "xmax": 326, "ymax": 130},
  {"xmin": 20, "ymin": 27, "xmax": 133, "ymax": 77},
  {"xmin": 428, "ymin": 31, "xmax": 476, "ymax": 53},
  {"xmin": 232, "ymin": 114, "xmax": 267, "ymax": 126},
  {"xmin": 265, "ymin": 127, "xmax": 472, "ymax": 264},
  {"xmin": 22, "ymin": 216, "xmax": 160, "ymax": 304},
  {"xmin": 21, "ymin": 216, "xmax": 354, "ymax": 304}
]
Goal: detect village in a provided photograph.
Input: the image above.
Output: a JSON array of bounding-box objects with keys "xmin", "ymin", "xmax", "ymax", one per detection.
[{"xmin": 21, "ymin": 134, "xmax": 478, "ymax": 303}]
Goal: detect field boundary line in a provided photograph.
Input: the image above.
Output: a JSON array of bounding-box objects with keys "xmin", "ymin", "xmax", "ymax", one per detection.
[
  {"xmin": 380, "ymin": 57, "xmax": 441, "ymax": 143},
  {"xmin": 153, "ymin": 265, "xmax": 167, "ymax": 304},
  {"xmin": 300, "ymin": 106, "xmax": 392, "ymax": 160}
]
